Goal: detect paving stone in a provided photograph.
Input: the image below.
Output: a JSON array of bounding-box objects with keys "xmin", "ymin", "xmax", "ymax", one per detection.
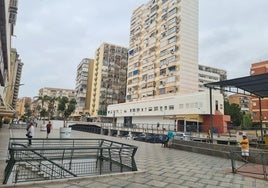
[{"xmin": 1, "ymin": 126, "xmax": 268, "ymax": 188}]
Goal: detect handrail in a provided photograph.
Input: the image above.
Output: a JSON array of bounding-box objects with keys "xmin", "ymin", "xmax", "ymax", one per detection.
[
  {"xmin": 4, "ymin": 138, "xmax": 138, "ymax": 184},
  {"xmin": 229, "ymin": 150, "xmax": 268, "ymax": 180}
]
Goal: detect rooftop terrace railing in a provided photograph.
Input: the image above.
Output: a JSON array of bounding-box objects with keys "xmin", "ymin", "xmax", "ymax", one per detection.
[{"xmin": 3, "ymin": 138, "xmax": 138, "ymax": 184}]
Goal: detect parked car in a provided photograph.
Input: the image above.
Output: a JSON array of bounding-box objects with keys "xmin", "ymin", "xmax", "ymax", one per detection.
[
  {"xmin": 173, "ymin": 132, "xmax": 192, "ymax": 141},
  {"xmin": 134, "ymin": 133, "xmax": 147, "ymax": 141}
]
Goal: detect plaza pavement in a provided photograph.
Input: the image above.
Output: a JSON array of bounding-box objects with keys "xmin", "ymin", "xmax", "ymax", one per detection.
[{"xmin": 0, "ymin": 124, "xmax": 268, "ymax": 188}]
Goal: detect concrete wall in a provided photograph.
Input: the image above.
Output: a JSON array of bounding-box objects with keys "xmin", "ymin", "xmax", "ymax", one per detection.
[{"xmin": 172, "ymin": 140, "xmax": 268, "ymax": 164}]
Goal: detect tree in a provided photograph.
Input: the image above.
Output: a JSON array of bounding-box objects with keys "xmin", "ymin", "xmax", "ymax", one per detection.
[
  {"xmin": 36, "ymin": 95, "xmax": 50, "ymax": 119},
  {"xmin": 57, "ymin": 97, "xmax": 76, "ymax": 127},
  {"xmin": 224, "ymin": 101, "xmax": 243, "ymax": 127},
  {"xmin": 47, "ymin": 96, "xmax": 58, "ymax": 120},
  {"xmin": 242, "ymin": 113, "xmax": 253, "ymax": 129},
  {"xmin": 24, "ymin": 102, "xmax": 32, "ymax": 120}
]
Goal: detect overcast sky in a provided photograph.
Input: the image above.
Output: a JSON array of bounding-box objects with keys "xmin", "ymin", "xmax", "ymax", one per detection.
[{"xmin": 13, "ymin": 0, "xmax": 268, "ymax": 98}]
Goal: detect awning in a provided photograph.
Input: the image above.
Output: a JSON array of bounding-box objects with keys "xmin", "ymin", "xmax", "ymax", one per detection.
[{"xmin": 204, "ymin": 73, "xmax": 268, "ymax": 98}]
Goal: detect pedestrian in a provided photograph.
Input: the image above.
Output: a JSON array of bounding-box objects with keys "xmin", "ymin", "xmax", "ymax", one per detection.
[
  {"xmin": 167, "ymin": 130, "xmax": 174, "ymax": 148},
  {"xmin": 46, "ymin": 121, "xmax": 52, "ymax": 138},
  {"xmin": 26, "ymin": 123, "xmax": 34, "ymax": 146},
  {"xmin": 240, "ymin": 133, "xmax": 249, "ymax": 162},
  {"xmin": 160, "ymin": 134, "xmax": 168, "ymax": 147}
]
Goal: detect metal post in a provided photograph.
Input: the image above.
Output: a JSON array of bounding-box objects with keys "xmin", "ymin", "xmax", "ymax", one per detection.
[
  {"xmin": 183, "ymin": 118, "xmax": 186, "ymax": 134},
  {"xmin": 197, "ymin": 120, "xmax": 199, "ymax": 137},
  {"xmin": 209, "ymin": 87, "xmax": 213, "ymax": 143},
  {"xmin": 259, "ymin": 97, "xmax": 264, "ymax": 142}
]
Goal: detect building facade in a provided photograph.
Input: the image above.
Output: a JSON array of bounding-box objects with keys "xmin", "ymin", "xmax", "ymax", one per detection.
[
  {"xmin": 15, "ymin": 97, "xmax": 32, "ymax": 119},
  {"xmin": 0, "ymin": 0, "xmax": 19, "ymax": 124},
  {"xmin": 89, "ymin": 43, "xmax": 128, "ymax": 117},
  {"xmin": 34, "ymin": 87, "xmax": 76, "ymax": 119},
  {"xmin": 126, "ymin": 0, "xmax": 199, "ymax": 102},
  {"xmin": 198, "ymin": 64, "xmax": 227, "ymax": 92},
  {"xmin": 228, "ymin": 94, "xmax": 251, "ymax": 114},
  {"xmin": 250, "ymin": 61, "xmax": 268, "ymax": 124},
  {"xmin": 73, "ymin": 58, "xmax": 93, "ymax": 118},
  {"xmin": 8, "ymin": 48, "xmax": 23, "ymax": 108}
]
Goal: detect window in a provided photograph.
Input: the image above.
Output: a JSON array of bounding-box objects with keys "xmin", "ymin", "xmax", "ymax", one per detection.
[
  {"xmin": 167, "ymin": 55, "xmax": 176, "ymax": 63},
  {"xmin": 169, "ymin": 105, "xmax": 174, "ymax": 110},
  {"xmin": 147, "ymin": 73, "xmax": 155, "ymax": 79},
  {"xmin": 168, "ymin": 36, "xmax": 177, "ymax": 44},
  {"xmin": 168, "ymin": 17, "xmax": 177, "ymax": 25},
  {"xmin": 133, "ymin": 70, "xmax": 139, "ymax": 75},
  {"xmin": 154, "ymin": 106, "xmax": 158, "ymax": 111},
  {"xmin": 149, "ymin": 107, "xmax": 153, "ymax": 111},
  {"xmin": 168, "ymin": 7, "xmax": 177, "ymax": 17},
  {"xmin": 141, "ymin": 83, "xmax": 147, "ymax": 89},
  {"xmin": 160, "ymin": 59, "xmax": 167, "ymax": 66},
  {"xmin": 160, "ymin": 68, "xmax": 166, "ymax": 75},
  {"xmin": 159, "ymin": 88, "xmax": 166, "ymax": 94}
]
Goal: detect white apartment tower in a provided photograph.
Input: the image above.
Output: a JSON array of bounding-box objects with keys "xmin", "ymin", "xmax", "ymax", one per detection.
[{"xmin": 126, "ymin": 0, "xmax": 199, "ymax": 102}]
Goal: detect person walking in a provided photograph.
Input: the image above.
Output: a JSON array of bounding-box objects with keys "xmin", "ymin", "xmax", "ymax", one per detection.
[
  {"xmin": 167, "ymin": 130, "xmax": 174, "ymax": 148},
  {"xmin": 46, "ymin": 121, "xmax": 52, "ymax": 138},
  {"xmin": 240, "ymin": 133, "xmax": 249, "ymax": 162},
  {"xmin": 26, "ymin": 123, "xmax": 34, "ymax": 146}
]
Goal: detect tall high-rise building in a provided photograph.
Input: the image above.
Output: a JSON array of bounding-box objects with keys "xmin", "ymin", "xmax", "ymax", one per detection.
[
  {"xmin": 107, "ymin": 0, "xmax": 229, "ymax": 133},
  {"xmin": 126, "ymin": 0, "xmax": 198, "ymax": 102},
  {"xmin": 0, "ymin": 0, "xmax": 19, "ymax": 123},
  {"xmin": 73, "ymin": 58, "xmax": 93, "ymax": 118},
  {"xmin": 8, "ymin": 48, "xmax": 23, "ymax": 108},
  {"xmin": 250, "ymin": 61, "xmax": 268, "ymax": 124},
  {"xmin": 90, "ymin": 43, "xmax": 128, "ymax": 117}
]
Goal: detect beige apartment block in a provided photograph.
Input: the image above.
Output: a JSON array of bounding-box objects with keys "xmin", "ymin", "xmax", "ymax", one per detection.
[
  {"xmin": 35, "ymin": 87, "xmax": 76, "ymax": 118},
  {"xmin": 15, "ymin": 97, "xmax": 32, "ymax": 119},
  {"xmin": 89, "ymin": 43, "xmax": 128, "ymax": 117},
  {"xmin": 126, "ymin": 0, "xmax": 199, "ymax": 102}
]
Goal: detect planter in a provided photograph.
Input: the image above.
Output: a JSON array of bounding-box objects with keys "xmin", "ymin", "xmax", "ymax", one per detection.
[{"xmin": 60, "ymin": 127, "xmax": 72, "ymax": 138}]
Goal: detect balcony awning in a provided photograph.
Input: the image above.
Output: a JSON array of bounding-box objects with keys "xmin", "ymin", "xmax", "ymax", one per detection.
[{"xmin": 204, "ymin": 73, "xmax": 268, "ymax": 98}]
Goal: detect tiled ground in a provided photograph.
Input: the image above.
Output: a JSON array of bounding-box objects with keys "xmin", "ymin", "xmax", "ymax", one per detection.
[{"xmin": 0, "ymin": 124, "xmax": 267, "ymax": 188}]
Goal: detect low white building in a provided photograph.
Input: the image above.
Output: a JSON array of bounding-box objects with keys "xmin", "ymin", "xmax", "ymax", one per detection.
[{"xmin": 107, "ymin": 90, "xmax": 224, "ymax": 129}]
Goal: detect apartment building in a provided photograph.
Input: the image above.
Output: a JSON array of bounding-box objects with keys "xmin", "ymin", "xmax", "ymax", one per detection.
[
  {"xmin": 15, "ymin": 97, "xmax": 32, "ymax": 119},
  {"xmin": 250, "ymin": 61, "xmax": 268, "ymax": 124},
  {"xmin": 107, "ymin": 0, "xmax": 229, "ymax": 133},
  {"xmin": 0, "ymin": 0, "xmax": 19, "ymax": 124},
  {"xmin": 198, "ymin": 64, "xmax": 227, "ymax": 92},
  {"xmin": 90, "ymin": 43, "xmax": 128, "ymax": 117},
  {"xmin": 228, "ymin": 94, "xmax": 251, "ymax": 113},
  {"xmin": 8, "ymin": 48, "xmax": 23, "ymax": 108},
  {"xmin": 35, "ymin": 87, "xmax": 75, "ymax": 118},
  {"xmin": 126, "ymin": 0, "xmax": 198, "ymax": 102},
  {"xmin": 73, "ymin": 58, "xmax": 93, "ymax": 118}
]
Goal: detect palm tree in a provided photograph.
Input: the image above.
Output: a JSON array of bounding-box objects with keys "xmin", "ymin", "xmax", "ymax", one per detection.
[
  {"xmin": 47, "ymin": 96, "xmax": 58, "ymax": 120},
  {"xmin": 57, "ymin": 96, "xmax": 76, "ymax": 127},
  {"xmin": 36, "ymin": 95, "xmax": 50, "ymax": 119}
]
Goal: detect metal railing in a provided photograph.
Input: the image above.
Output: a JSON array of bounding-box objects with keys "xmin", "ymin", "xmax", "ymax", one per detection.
[
  {"xmin": 3, "ymin": 138, "xmax": 138, "ymax": 184},
  {"xmin": 230, "ymin": 150, "xmax": 268, "ymax": 180}
]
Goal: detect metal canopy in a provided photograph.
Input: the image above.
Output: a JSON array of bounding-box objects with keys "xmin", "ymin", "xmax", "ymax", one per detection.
[{"xmin": 204, "ymin": 73, "xmax": 268, "ymax": 98}]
